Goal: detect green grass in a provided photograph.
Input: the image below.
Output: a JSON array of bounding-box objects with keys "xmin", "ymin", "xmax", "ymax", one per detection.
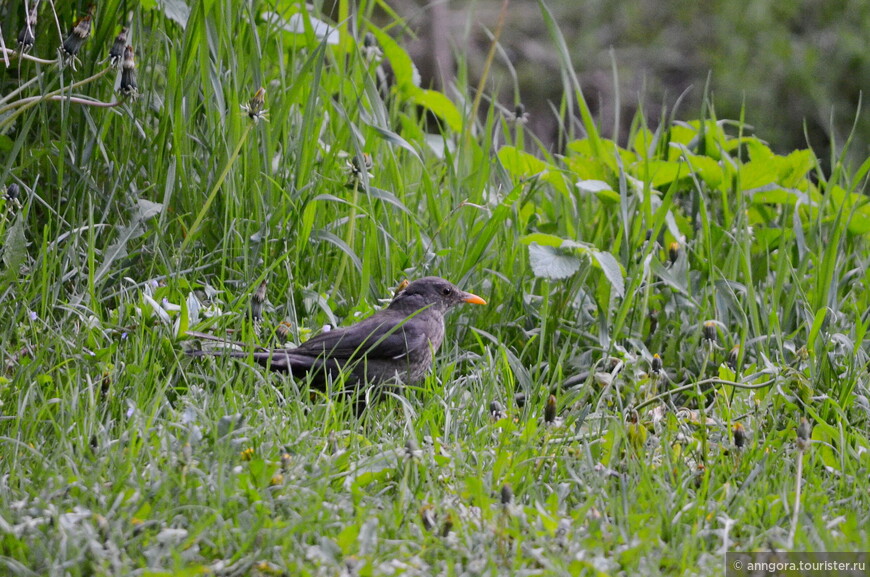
[{"xmin": 1, "ymin": 0, "xmax": 869, "ymax": 575}]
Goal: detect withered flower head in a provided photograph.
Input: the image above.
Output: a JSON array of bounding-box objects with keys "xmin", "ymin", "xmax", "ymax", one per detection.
[
  {"xmin": 732, "ymin": 422, "xmax": 746, "ymax": 448},
  {"xmin": 544, "ymin": 394, "xmax": 557, "ymax": 424},
  {"xmin": 361, "ymin": 32, "xmax": 383, "ymax": 63},
  {"xmin": 489, "ymin": 400, "xmax": 506, "ymax": 420},
  {"xmin": 796, "ymin": 417, "xmax": 812, "ymax": 452},
  {"xmin": 62, "ymin": 14, "xmax": 92, "ymax": 57},
  {"xmin": 276, "ymin": 320, "xmax": 292, "ymax": 344},
  {"xmin": 250, "ymin": 280, "xmax": 267, "ymax": 320},
  {"xmin": 500, "ymin": 483, "xmax": 513, "ymax": 505},
  {"xmin": 241, "ymin": 87, "xmax": 268, "ymax": 123},
  {"xmin": 668, "ymin": 241, "xmax": 680, "ymax": 264},
  {"xmin": 5, "ymin": 183, "xmax": 20, "ymax": 202},
  {"xmin": 510, "ymin": 102, "xmax": 529, "ymax": 125},
  {"xmin": 703, "ymin": 320, "xmax": 718, "ymax": 343},
  {"xmin": 109, "ymin": 27, "xmax": 128, "ymax": 67},
  {"xmin": 727, "ymin": 345, "xmax": 740, "ymax": 369},
  {"xmin": 17, "ymin": 3, "xmax": 38, "ymax": 51},
  {"xmin": 651, "ymin": 353, "xmax": 663, "ymax": 374},
  {"xmin": 119, "ymin": 45, "xmax": 138, "ymax": 99},
  {"xmin": 347, "ymin": 152, "xmax": 373, "ymax": 182},
  {"xmin": 419, "ymin": 505, "xmax": 437, "ymax": 531}
]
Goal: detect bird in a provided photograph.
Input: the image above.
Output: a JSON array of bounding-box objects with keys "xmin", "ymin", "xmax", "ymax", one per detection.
[{"xmin": 188, "ymin": 276, "xmax": 486, "ymax": 388}]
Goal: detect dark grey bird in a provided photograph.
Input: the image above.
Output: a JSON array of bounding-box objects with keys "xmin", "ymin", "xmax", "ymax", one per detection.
[{"xmin": 188, "ymin": 277, "xmax": 486, "ymax": 387}]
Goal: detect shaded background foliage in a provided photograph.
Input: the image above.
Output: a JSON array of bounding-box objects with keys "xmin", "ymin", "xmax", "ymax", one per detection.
[{"xmin": 364, "ymin": 0, "xmax": 868, "ymax": 167}]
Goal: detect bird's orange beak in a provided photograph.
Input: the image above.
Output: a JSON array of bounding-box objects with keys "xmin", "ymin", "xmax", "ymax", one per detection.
[{"xmin": 463, "ymin": 293, "xmax": 487, "ymax": 305}]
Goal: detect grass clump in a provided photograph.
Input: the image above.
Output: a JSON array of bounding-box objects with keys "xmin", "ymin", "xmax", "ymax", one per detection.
[{"xmin": 1, "ymin": 0, "xmax": 868, "ymax": 575}]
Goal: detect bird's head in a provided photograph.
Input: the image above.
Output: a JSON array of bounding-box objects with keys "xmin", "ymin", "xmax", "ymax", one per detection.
[{"xmin": 389, "ymin": 276, "xmax": 486, "ymax": 314}]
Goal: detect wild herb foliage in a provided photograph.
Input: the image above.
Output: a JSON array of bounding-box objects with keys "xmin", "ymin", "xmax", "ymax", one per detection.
[{"xmin": 1, "ymin": 0, "xmax": 868, "ymax": 575}]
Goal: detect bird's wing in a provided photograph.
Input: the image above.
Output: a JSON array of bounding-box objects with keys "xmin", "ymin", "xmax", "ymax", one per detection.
[{"xmin": 295, "ymin": 315, "xmax": 431, "ymax": 361}]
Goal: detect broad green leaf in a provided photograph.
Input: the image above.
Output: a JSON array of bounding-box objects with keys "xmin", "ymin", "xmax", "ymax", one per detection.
[
  {"xmin": 745, "ymin": 138, "xmax": 774, "ymax": 162},
  {"xmin": 520, "ymin": 232, "xmax": 576, "ymax": 248},
  {"xmin": 153, "ymin": 0, "xmax": 190, "ymax": 27},
  {"xmin": 740, "ymin": 160, "xmax": 779, "ymax": 190},
  {"xmin": 264, "ymin": 12, "xmax": 339, "ymax": 45},
  {"xmin": 632, "ymin": 128, "xmax": 656, "ymax": 158},
  {"xmin": 577, "ymin": 179, "xmax": 620, "ymax": 204},
  {"xmin": 592, "ymin": 250, "xmax": 625, "ymax": 297},
  {"xmin": 684, "ymin": 154, "xmax": 724, "ymax": 189},
  {"xmin": 749, "ymin": 186, "xmax": 810, "ymax": 205},
  {"xmin": 780, "ymin": 149, "xmax": 816, "ymax": 187},
  {"xmin": 137, "ymin": 199, "xmax": 165, "ymax": 220},
  {"xmin": 411, "ymin": 89, "xmax": 462, "ymax": 133},
  {"xmin": 641, "ymin": 160, "xmax": 686, "ymax": 187},
  {"xmin": 669, "ymin": 124, "xmax": 698, "ymax": 147},
  {"xmin": 498, "ymin": 146, "xmax": 549, "ymax": 178},
  {"xmin": 367, "ymin": 27, "xmax": 419, "ymax": 94},
  {"xmin": 2, "ymin": 213, "xmax": 27, "ymax": 275},
  {"xmin": 563, "ymin": 154, "xmax": 612, "ymax": 182},
  {"xmin": 528, "ymin": 243, "xmax": 582, "ymax": 280}
]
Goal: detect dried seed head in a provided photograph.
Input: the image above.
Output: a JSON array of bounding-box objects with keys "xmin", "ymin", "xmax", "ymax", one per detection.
[
  {"xmin": 727, "ymin": 345, "xmax": 740, "ymax": 369},
  {"xmin": 796, "ymin": 417, "xmax": 811, "ymax": 452},
  {"xmin": 732, "ymin": 422, "xmax": 746, "ymax": 448},
  {"xmin": 703, "ymin": 320, "xmax": 718, "ymax": 343},
  {"xmin": 440, "ymin": 513, "xmax": 453, "ymax": 537},
  {"xmin": 250, "ymin": 279, "xmax": 267, "ymax": 320},
  {"xmin": 420, "ymin": 505, "xmax": 437, "ymax": 531},
  {"xmin": 500, "ymin": 483, "xmax": 513, "ymax": 505},
  {"xmin": 5, "ymin": 183, "xmax": 20, "ymax": 201},
  {"xmin": 361, "ymin": 32, "xmax": 383, "ymax": 62},
  {"xmin": 280, "ymin": 452, "xmax": 292, "ymax": 471},
  {"xmin": 62, "ymin": 14, "xmax": 92, "ymax": 57},
  {"xmin": 544, "ymin": 394, "xmax": 557, "ymax": 423},
  {"xmin": 668, "ymin": 241, "xmax": 680, "ymax": 264},
  {"xmin": 348, "ymin": 153, "xmax": 373, "ymax": 179},
  {"xmin": 489, "ymin": 400, "xmax": 506, "ymax": 420},
  {"xmin": 514, "ymin": 392, "xmax": 526, "ymax": 408},
  {"xmin": 241, "ymin": 87, "xmax": 268, "ymax": 123},
  {"xmin": 119, "ymin": 45, "xmax": 138, "ymax": 98},
  {"xmin": 404, "ymin": 438, "xmax": 420, "ymax": 458},
  {"xmin": 109, "ymin": 27, "xmax": 128, "ymax": 66},
  {"xmin": 510, "ymin": 102, "xmax": 529, "ymax": 125},
  {"xmin": 18, "ymin": 4, "xmax": 38, "ymax": 51}
]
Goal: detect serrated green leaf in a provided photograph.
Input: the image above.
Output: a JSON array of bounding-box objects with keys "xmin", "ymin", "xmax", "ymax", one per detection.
[
  {"xmin": 528, "ymin": 243, "xmax": 582, "ymax": 280},
  {"xmin": 780, "ymin": 149, "xmax": 816, "ymax": 187},
  {"xmin": 642, "ymin": 160, "xmax": 687, "ymax": 187},
  {"xmin": 497, "ymin": 145, "xmax": 548, "ymax": 178}
]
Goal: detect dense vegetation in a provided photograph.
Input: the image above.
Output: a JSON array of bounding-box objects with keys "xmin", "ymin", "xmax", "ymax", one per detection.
[{"xmin": 1, "ymin": 0, "xmax": 868, "ymax": 575}]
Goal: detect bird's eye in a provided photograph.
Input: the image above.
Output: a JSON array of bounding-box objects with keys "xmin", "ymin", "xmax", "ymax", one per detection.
[{"xmin": 441, "ymin": 287, "xmax": 452, "ymax": 296}]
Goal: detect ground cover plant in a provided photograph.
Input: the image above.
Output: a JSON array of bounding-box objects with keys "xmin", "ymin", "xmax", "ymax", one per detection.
[{"xmin": 1, "ymin": 0, "xmax": 868, "ymax": 575}]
